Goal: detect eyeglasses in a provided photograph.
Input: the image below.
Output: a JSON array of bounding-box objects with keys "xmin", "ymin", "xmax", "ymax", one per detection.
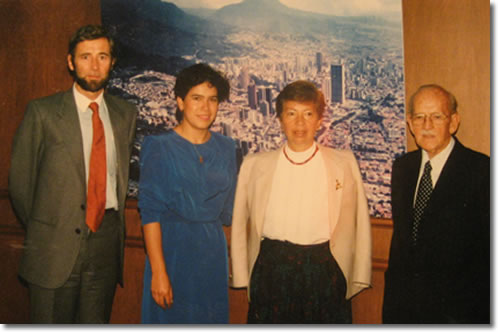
[{"xmin": 410, "ymin": 112, "xmax": 449, "ymax": 126}]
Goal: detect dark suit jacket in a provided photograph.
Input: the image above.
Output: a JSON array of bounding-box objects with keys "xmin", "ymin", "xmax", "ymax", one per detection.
[
  {"xmin": 9, "ymin": 89, "xmax": 137, "ymax": 289},
  {"xmin": 383, "ymin": 138, "xmax": 490, "ymax": 323}
]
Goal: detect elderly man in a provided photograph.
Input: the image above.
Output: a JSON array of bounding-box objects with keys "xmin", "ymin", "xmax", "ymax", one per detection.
[{"xmin": 383, "ymin": 84, "xmax": 490, "ymax": 324}]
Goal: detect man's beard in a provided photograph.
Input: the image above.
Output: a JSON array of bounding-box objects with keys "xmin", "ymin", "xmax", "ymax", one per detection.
[{"xmin": 74, "ymin": 73, "xmax": 110, "ymax": 93}]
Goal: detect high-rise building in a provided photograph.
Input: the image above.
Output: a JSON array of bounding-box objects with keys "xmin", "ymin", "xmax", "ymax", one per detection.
[
  {"xmin": 316, "ymin": 52, "xmax": 323, "ymax": 73},
  {"xmin": 330, "ymin": 64, "xmax": 345, "ymax": 104},
  {"xmin": 239, "ymin": 67, "xmax": 250, "ymax": 90},
  {"xmin": 320, "ymin": 76, "xmax": 332, "ymax": 104},
  {"xmin": 248, "ymin": 83, "xmax": 257, "ymax": 109},
  {"xmin": 221, "ymin": 123, "xmax": 232, "ymax": 137},
  {"xmin": 239, "ymin": 108, "xmax": 249, "ymax": 122},
  {"xmin": 259, "ymin": 100, "xmax": 269, "ymax": 117},
  {"xmin": 257, "ymin": 86, "xmax": 265, "ymax": 106},
  {"xmin": 265, "ymin": 87, "xmax": 273, "ymax": 112}
]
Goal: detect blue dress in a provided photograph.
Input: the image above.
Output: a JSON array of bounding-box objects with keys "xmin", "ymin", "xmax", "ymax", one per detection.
[{"xmin": 138, "ymin": 130, "xmax": 237, "ymax": 324}]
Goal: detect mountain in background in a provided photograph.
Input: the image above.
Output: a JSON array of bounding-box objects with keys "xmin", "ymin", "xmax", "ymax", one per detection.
[
  {"xmin": 201, "ymin": 0, "xmax": 394, "ymax": 38},
  {"xmin": 102, "ymin": 0, "xmax": 241, "ymax": 74},
  {"xmin": 101, "ymin": 0, "xmax": 398, "ymax": 73},
  {"xmin": 214, "ymin": 0, "xmax": 333, "ymax": 34}
]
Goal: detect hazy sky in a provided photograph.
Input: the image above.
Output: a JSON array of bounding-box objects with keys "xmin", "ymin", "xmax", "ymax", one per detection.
[{"xmin": 164, "ymin": 0, "xmax": 402, "ymax": 18}]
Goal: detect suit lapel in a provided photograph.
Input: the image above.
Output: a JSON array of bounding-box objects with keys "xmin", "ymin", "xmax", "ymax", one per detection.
[
  {"xmin": 409, "ymin": 142, "xmax": 462, "ymax": 238},
  {"xmin": 424, "ymin": 140, "xmax": 463, "ymax": 215},
  {"xmin": 57, "ymin": 90, "xmax": 86, "ymax": 182},
  {"xmin": 401, "ymin": 151, "xmax": 421, "ymax": 220},
  {"xmin": 388, "ymin": 149, "xmax": 421, "ymax": 246}
]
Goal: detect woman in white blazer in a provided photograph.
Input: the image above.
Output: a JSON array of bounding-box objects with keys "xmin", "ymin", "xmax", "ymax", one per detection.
[{"xmin": 230, "ymin": 81, "xmax": 371, "ymax": 323}]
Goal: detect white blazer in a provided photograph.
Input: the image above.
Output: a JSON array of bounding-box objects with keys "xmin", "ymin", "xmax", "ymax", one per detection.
[{"xmin": 230, "ymin": 144, "xmax": 372, "ymax": 300}]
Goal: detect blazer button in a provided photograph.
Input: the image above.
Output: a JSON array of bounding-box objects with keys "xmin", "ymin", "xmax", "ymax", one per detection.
[
  {"xmin": 75, "ymin": 228, "xmax": 81, "ymax": 235},
  {"xmin": 80, "ymin": 204, "xmax": 85, "ymax": 210}
]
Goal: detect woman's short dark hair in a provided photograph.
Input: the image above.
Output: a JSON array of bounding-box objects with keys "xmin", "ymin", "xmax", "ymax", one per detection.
[
  {"xmin": 276, "ymin": 80, "xmax": 326, "ymax": 119},
  {"xmin": 174, "ymin": 63, "xmax": 230, "ymax": 122}
]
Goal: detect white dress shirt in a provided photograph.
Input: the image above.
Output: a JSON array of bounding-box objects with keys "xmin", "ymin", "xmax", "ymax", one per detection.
[
  {"xmin": 73, "ymin": 84, "xmax": 118, "ymax": 210},
  {"xmin": 413, "ymin": 137, "xmax": 455, "ymax": 206}
]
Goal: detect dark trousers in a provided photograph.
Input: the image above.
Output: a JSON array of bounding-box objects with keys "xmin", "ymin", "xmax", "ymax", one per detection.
[
  {"xmin": 248, "ymin": 238, "xmax": 351, "ymax": 324},
  {"xmin": 28, "ymin": 210, "xmax": 121, "ymax": 323}
]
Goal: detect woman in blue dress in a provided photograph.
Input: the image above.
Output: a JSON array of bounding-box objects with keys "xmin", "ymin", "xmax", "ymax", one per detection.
[{"xmin": 138, "ymin": 63, "xmax": 236, "ymax": 323}]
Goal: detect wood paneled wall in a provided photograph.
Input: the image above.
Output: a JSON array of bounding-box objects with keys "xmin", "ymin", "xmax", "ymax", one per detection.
[
  {"xmin": 0, "ymin": 0, "xmax": 489, "ymax": 324},
  {"xmin": 0, "ymin": 0, "xmax": 102, "ymax": 323},
  {"xmin": 402, "ymin": 0, "xmax": 490, "ymax": 154}
]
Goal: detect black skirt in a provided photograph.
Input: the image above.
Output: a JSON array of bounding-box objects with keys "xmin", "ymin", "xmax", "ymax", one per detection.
[{"xmin": 247, "ymin": 238, "xmax": 352, "ymax": 324}]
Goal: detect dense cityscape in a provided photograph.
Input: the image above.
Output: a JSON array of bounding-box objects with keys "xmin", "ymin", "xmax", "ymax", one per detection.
[{"xmin": 105, "ymin": 0, "xmax": 406, "ymax": 218}]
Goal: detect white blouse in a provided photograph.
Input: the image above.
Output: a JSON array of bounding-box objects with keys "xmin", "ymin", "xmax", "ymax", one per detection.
[{"xmin": 262, "ymin": 142, "xmax": 331, "ymax": 245}]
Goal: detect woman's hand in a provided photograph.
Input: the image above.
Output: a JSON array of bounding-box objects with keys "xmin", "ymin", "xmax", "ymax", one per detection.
[
  {"xmin": 143, "ymin": 222, "xmax": 174, "ymax": 310},
  {"xmin": 151, "ymin": 270, "xmax": 173, "ymax": 309}
]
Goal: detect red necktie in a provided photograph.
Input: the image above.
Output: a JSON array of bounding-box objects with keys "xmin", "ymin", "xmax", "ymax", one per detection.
[{"xmin": 86, "ymin": 102, "xmax": 107, "ymax": 232}]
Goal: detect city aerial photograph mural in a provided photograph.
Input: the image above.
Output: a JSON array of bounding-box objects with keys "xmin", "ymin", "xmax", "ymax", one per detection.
[{"xmin": 101, "ymin": 0, "xmax": 406, "ymax": 218}]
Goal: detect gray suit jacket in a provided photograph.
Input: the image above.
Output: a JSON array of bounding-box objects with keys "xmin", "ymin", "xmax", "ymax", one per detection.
[{"xmin": 9, "ymin": 89, "xmax": 137, "ymax": 288}]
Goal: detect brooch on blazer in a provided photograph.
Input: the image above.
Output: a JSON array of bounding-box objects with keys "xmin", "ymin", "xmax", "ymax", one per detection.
[{"xmin": 336, "ymin": 179, "xmax": 343, "ymax": 190}]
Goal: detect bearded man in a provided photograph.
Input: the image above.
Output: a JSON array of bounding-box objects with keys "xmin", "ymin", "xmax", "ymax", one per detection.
[{"xmin": 9, "ymin": 24, "xmax": 137, "ymax": 323}]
